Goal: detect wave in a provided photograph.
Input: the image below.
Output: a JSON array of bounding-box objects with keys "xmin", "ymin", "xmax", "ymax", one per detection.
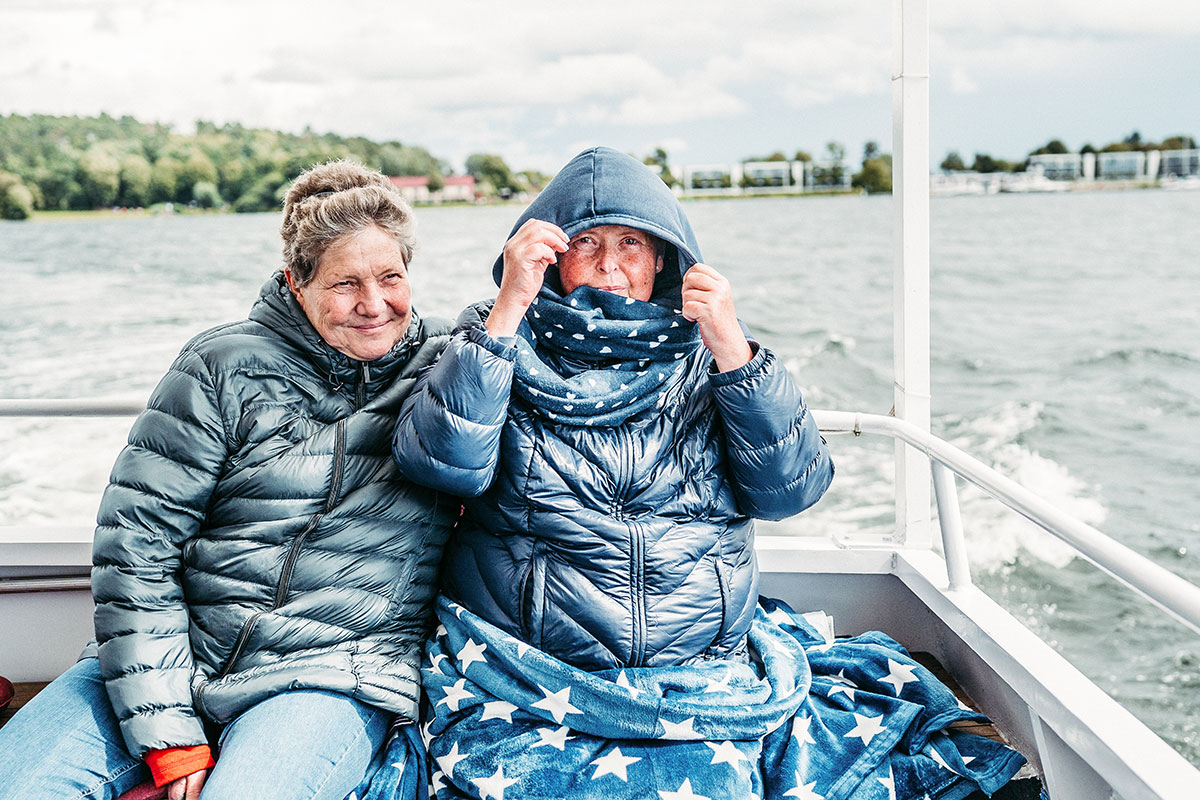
[
  {"xmin": 1077, "ymin": 347, "xmax": 1200, "ymax": 368},
  {"xmin": 939, "ymin": 401, "xmax": 1106, "ymax": 571}
]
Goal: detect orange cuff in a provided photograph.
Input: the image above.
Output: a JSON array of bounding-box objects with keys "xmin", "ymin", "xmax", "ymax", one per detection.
[{"xmin": 144, "ymin": 745, "xmax": 216, "ymax": 787}]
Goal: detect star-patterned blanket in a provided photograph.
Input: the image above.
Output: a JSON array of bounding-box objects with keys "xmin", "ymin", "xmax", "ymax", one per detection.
[{"xmin": 375, "ymin": 594, "xmax": 1025, "ymax": 800}]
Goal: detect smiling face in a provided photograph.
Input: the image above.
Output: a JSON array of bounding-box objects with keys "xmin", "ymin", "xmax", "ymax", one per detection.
[
  {"xmin": 558, "ymin": 225, "xmax": 663, "ymax": 302},
  {"xmin": 286, "ymin": 224, "xmax": 412, "ymax": 361}
]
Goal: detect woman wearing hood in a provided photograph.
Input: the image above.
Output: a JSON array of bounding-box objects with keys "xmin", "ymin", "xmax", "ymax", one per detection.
[
  {"xmin": 394, "ymin": 147, "xmax": 832, "ymax": 675},
  {"xmin": 393, "ymin": 147, "xmax": 842, "ymax": 795},
  {"xmin": 396, "ymin": 148, "xmax": 1027, "ymax": 800}
]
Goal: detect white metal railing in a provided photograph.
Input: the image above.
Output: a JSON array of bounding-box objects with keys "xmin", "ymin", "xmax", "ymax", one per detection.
[
  {"xmin": 0, "ymin": 397, "xmax": 145, "ymax": 417},
  {"xmin": 5, "ymin": 399, "xmax": 1200, "ymax": 639},
  {"xmin": 814, "ymin": 408, "xmax": 1200, "ymax": 638}
]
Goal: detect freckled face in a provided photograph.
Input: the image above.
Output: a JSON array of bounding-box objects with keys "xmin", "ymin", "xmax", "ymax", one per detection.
[
  {"xmin": 286, "ymin": 224, "xmax": 412, "ymax": 362},
  {"xmin": 558, "ymin": 225, "xmax": 663, "ymax": 302}
]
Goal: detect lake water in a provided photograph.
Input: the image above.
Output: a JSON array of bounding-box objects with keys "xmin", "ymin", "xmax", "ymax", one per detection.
[{"xmin": 2, "ymin": 190, "xmax": 1199, "ymax": 764}]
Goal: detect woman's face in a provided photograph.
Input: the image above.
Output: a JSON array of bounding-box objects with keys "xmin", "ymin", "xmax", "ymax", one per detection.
[
  {"xmin": 286, "ymin": 224, "xmax": 412, "ymax": 361},
  {"xmin": 558, "ymin": 225, "xmax": 662, "ymax": 302}
]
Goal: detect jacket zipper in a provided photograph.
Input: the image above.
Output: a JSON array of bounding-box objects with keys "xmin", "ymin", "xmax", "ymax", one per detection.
[
  {"xmin": 612, "ymin": 425, "xmax": 646, "ymax": 666},
  {"xmin": 355, "ymin": 362, "xmax": 370, "ymax": 409},
  {"xmin": 210, "ymin": 418, "xmax": 348, "ymax": 680}
]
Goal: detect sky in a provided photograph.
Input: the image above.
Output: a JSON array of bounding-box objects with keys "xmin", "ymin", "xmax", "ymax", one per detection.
[{"xmin": 2, "ymin": 0, "xmax": 1198, "ymax": 174}]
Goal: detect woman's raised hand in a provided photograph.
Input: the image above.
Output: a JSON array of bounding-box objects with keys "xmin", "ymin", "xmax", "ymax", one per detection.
[
  {"xmin": 486, "ymin": 219, "xmax": 570, "ymax": 337},
  {"xmin": 681, "ymin": 263, "xmax": 753, "ymax": 372}
]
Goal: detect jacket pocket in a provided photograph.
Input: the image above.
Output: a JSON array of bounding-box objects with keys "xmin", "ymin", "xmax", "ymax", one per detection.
[
  {"xmin": 708, "ymin": 554, "xmax": 732, "ymax": 654},
  {"xmin": 518, "ymin": 544, "xmax": 547, "ymax": 649}
]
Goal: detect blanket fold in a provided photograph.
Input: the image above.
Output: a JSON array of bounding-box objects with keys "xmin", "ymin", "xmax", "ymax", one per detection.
[{"xmin": 378, "ymin": 595, "xmax": 1025, "ymax": 800}]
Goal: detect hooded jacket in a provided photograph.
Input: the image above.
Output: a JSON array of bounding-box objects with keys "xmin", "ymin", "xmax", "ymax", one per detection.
[
  {"xmin": 89, "ymin": 273, "xmax": 456, "ymax": 758},
  {"xmin": 393, "ymin": 147, "xmax": 833, "ymax": 670}
]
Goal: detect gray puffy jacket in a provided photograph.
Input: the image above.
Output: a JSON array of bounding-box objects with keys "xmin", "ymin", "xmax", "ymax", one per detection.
[{"xmin": 89, "ymin": 273, "xmax": 456, "ymax": 758}]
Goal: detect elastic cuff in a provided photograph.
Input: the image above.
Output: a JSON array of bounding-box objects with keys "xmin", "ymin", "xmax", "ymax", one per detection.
[
  {"xmin": 464, "ymin": 323, "xmax": 518, "ymax": 360},
  {"xmin": 709, "ymin": 341, "xmax": 767, "ymax": 386},
  {"xmin": 145, "ymin": 745, "xmax": 216, "ymax": 787}
]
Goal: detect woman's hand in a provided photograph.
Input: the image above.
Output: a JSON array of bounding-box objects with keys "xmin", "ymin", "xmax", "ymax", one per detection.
[
  {"xmin": 681, "ymin": 263, "xmax": 752, "ymax": 372},
  {"xmin": 167, "ymin": 768, "xmax": 210, "ymax": 800},
  {"xmin": 486, "ymin": 219, "xmax": 570, "ymax": 337}
]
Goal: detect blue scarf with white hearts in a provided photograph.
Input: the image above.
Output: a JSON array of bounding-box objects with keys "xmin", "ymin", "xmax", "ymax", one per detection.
[
  {"xmin": 396, "ymin": 594, "xmax": 1026, "ymax": 800},
  {"xmin": 509, "ymin": 284, "xmax": 701, "ymax": 427}
]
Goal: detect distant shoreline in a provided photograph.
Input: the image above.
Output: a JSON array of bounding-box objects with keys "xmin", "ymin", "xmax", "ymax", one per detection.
[{"xmin": 17, "ymin": 180, "xmax": 1194, "ymax": 223}]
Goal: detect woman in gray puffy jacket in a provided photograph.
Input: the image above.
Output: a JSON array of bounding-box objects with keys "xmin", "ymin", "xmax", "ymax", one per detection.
[
  {"xmin": 393, "ymin": 146, "xmax": 833, "ymax": 672},
  {"xmin": 0, "ymin": 161, "xmax": 456, "ymax": 800}
]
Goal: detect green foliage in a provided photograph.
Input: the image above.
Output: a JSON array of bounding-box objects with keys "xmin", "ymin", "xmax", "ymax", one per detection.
[
  {"xmin": 77, "ymin": 146, "xmax": 122, "ymax": 208},
  {"xmin": 643, "ymin": 148, "xmax": 676, "ymax": 187},
  {"xmin": 970, "ymin": 153, "xmax": 1014, "ymax": 173},
  {"xmin": 1160, "ymin": 135, "xmax": 1198, "ymax": 151},
  {"xmin": 0, "ymin": 113, "xmax": 457, "ymax": 214},
  {"xmin": 465, "ymin": 153, "xmax": 519, "ymax": 197},
  {"xmin": 191, "ymin": 181, "xmax": 223, "ymax": 209},
  {"xmin": 0, "ymin": 171, "xmax": 35, "ymax": 219},
  {"xmin": 853, "ymin": 155, "xmax": 892, "ymax": 193},
  {"xmin": 118, "ymin": 154, "xmax": 153, "ymax": 207},
  {"xmin": 940, "ymin": 151, "xmax": 967, "ymax": 171},
  {"xmin": 1030, "ymin": 139, "xmax": 1069, "ymax": 156}
]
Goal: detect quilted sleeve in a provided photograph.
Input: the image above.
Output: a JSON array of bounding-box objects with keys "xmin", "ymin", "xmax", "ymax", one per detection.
[
  {"xmin": 709, "ymin": 344, "xmax": 834, "ymax": 520},
  {"xmin": 91, "ymin": 348, "xmax": 229, "ymax": 758},
  {"xmin": 393, "ymin": 323, "xmax": 516, "ymax": 497}
]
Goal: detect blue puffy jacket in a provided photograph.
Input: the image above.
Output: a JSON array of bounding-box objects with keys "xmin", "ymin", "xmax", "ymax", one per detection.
[{"xmin": 394, "ymin": 147, "xmax": 833, "ymax": 670}]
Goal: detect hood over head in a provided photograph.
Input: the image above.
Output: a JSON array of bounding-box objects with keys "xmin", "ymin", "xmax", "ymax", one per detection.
[{"xmin": 493, "ymin": 146, "xmax": 702, "ymax": 307}]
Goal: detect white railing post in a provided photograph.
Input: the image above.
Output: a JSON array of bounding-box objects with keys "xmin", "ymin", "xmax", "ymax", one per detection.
[
  {"xmin": 931, "ymin": 461, "xmax": 971, "ymax": 588},
  {"xmin": 892, "ymin": 0, "xmax": 932, "ymax": 547}
]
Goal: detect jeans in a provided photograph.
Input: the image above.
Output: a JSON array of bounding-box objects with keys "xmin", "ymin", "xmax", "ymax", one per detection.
[{"xmin": 0, "ymin": 658, "xmax": 392, "ymax": 800}]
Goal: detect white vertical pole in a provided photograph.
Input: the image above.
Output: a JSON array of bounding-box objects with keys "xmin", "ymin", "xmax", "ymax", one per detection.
[{"xmin": 892, "ymin": 0, "xmax": 932, "ymax": 547}]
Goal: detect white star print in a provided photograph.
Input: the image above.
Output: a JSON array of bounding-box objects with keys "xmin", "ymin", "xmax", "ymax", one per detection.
[
  {"xmin": 436, "ymin": 742, "xmax": 468, "ymax": 776},
  {"xmin": 531, "ymin": 685, "xmax": 582, "ymax": 724},
  {"xmin": 657, "ymin": 777, "xmax": 711, "ymax": 800},
  {"xmin": 435, "ymin": 623, "xmax": 448, "ymax": 638},
  {"xmin": 438, "ymin": 678, "xmax": 475, "ymax": 712},
  {"xmin": 456, "ymin": 639, "xmax": 488, "ymax": 673},
  {"xmin": 659, "ymin": 716, "xmax": 700, "ymax": 739},
  {"xmin": 479, "ymin": 700, "xmax": 517, "ymax": 723},
  {"xmin": 783, "ymin": 775, "xmax": 825, "ymax": 799},
  {"xmin": 826, "ymin": 670, "xmax": 857, "ymax": 701},
  {"xmin": 878, "ymin": 765, "xmax": 896, "ymax": 800},
  {"xmin": 428, "ymin": 653, "xmax": 449, "ymax": 674},
  {"xmin": 879, "ymin": 659, "xmax": 919, "ymax": 696},
  {"xmin": 765, "ymin": 712, "xmax": 792, "ymax": 734},
  {"xmin": 590, "ymin": 746, "xmax": 642, "ymax": 781},
  {"xmin": 792, "ymin": 713, "xmax": 815, "ymax": 747},
  {"xmin": 471, "ymin": 764, "xmax": 519, "ymax": 800},
  {"xmin": 766, "ymin": 607, "xmax": 795, "ymax": 628},
  {"xmin": 929, "ymin": 745, "xmax": 958, "ymax": 774},
  {"xmin": 705, "ymin": 740, "xmax": 750, "ymax": 769},
  {"xmin": 615, "ymin": 670, "xmax": 641, "ymax": 697},
  {"xmin": 843, "ymin": 712, "xmax": 886, "ymax": 746},
  {"xmin": 449, "ymin": 601, "xmax": 466, "ymax": 618},
  {"xmin": 703, "ymin": 672, "xmax": 734, "ymax": 694},
  {"xmin": 431, "ymin": 770, "xmax": 446, "ymax": 794},
  {"xmin": 529, "ymin": 726, "xmax": 573, "ymax": 750}
]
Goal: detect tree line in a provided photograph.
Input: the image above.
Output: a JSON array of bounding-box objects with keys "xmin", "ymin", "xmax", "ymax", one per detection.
[
  {"xmin": 0, "ymin": 113, "xmax": 551, "ymax": 220},
  {"xmin": 939, "ymin": 131, "xmax": 1197, "ymax": 174}
]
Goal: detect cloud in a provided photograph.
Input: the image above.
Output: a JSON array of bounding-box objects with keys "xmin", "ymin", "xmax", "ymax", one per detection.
[{"xmin": 949, "ymin": 66, "xmax": 978, "ymax": 95}]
